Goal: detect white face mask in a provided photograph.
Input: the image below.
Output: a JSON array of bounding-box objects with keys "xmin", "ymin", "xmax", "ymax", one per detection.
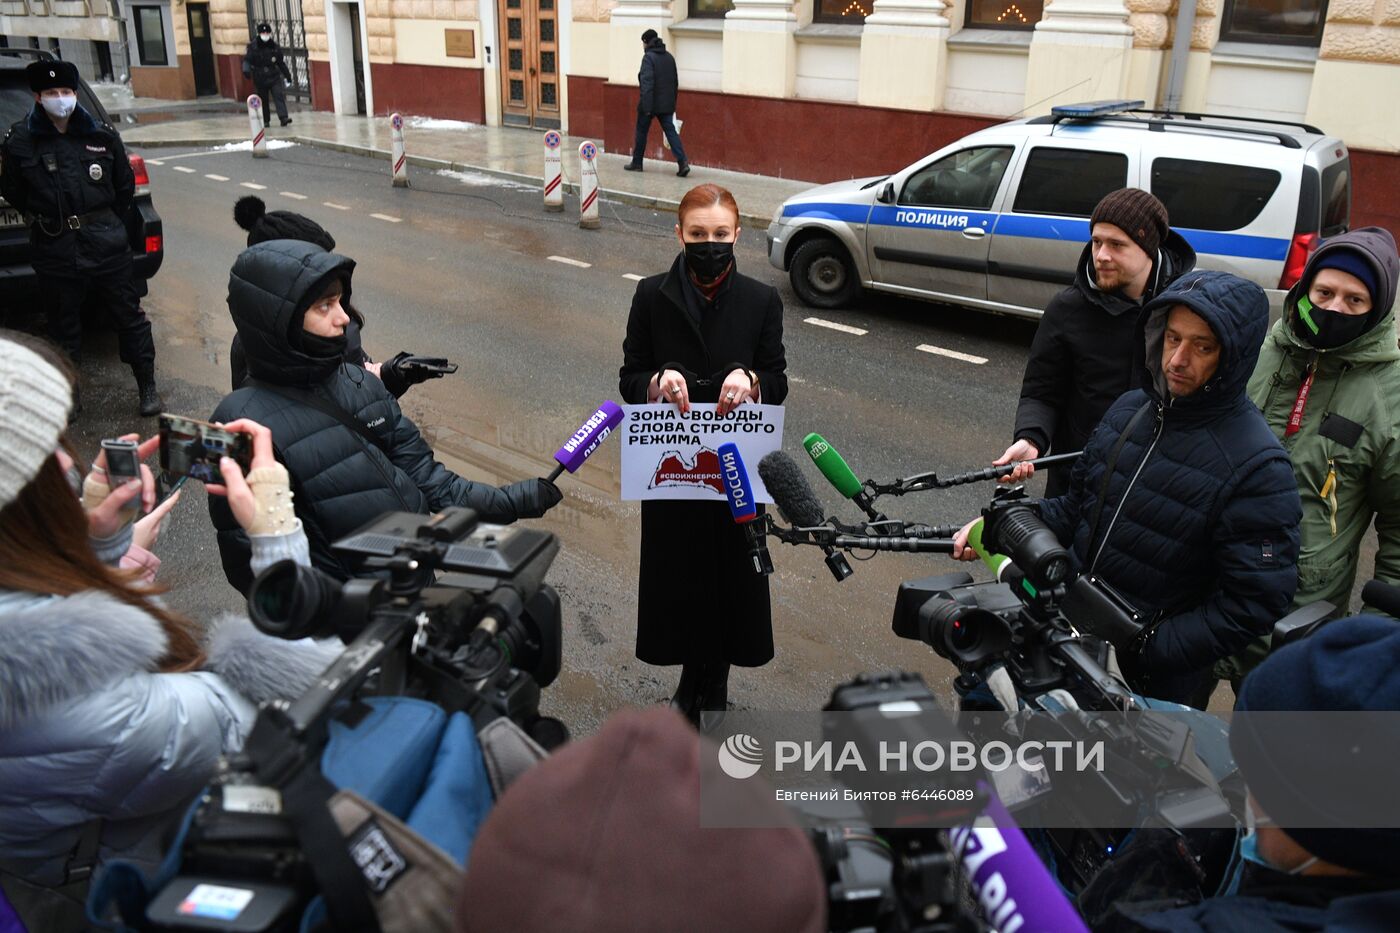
[{"xmin": 41, "ymin": 93, "xmax": 76, "ymax": 120}]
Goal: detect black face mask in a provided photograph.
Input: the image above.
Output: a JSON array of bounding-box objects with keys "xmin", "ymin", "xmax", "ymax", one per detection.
[
  {"xmin": 300, "ymin": 330, "xmax": 348, "ymax": 360},
  {"xmin": 683, "ymin": 241, "xmax": 734, "ymax": 282},
  {"xmin": 1296, "ymin": 295, "xmax": 1374, "ymax": 350}
]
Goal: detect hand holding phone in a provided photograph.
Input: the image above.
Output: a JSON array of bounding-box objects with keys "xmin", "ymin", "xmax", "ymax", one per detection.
[
  {"xmin": 159, "ymin": 415, "xmax": 254, "ymax": 484},
  {"xmin": 101, "ymin": 438, "xmax": 141, "ymax": 483}
]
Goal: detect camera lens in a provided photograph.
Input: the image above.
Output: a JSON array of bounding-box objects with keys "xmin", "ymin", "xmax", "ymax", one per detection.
[{"xmin": 918, "ymin": 600, "xmax": 1012, "ymax": 667}]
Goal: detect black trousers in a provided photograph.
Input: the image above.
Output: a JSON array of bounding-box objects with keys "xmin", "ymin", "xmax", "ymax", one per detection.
[
  {"xmin": 256, "ymin": 80, "xmax": 289, "ymax": 124},
  {"xmin": 42, "ymin": 264, "xmax": 155, "ymax": 368},
  {"xmin": 630, "ymin": 111, "xmax": 687, "ymax": 166}
]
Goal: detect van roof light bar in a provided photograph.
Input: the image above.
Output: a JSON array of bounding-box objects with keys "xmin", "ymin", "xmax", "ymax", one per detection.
[{"xmin": 1049, "ymin": 100, "xmax": 1146, "ymax": 119}]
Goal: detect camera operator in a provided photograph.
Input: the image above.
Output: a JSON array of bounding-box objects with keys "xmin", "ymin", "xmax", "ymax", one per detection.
[
  {"xmin": 208, "ymin": 239, "xmax": 562, "ymax": 594},
  {"xmin": 955, "ymin": 271, "xmax": 1302, "ymax": 707},
  {"xmin": 0, "ymin": 339, "xmax": 337, "ymax": 931},
  {"xmin": 455, "ymin": 707, "xmax": 826, "ymax": 933},
  {"xmin": 228, "ymin": 196, "xmax": 449, "ymax": 399},
  {"xmin": 994, "ymin": 189, "xmax": 1195, "ymax": 496},
  {"xmin": 1100, "ymin": 615, "xmax": 1400, "ymax": 932}
]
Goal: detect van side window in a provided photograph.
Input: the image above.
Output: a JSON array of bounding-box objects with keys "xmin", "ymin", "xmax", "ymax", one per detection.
[
  {"xmin": 1320, "ymin": 160, "xmax": 1350, "ymax": 237},
  {"xmin": 1012, "ymin": 148, "xmax": 1128, "ymax": 217},
  {"xmin": 900, "ymin": 146, "xmax": 1013, "ymax": 211},
  {"xmin": 1151, "ymin": 158, "xmax": 1281, "ymax": 231}
]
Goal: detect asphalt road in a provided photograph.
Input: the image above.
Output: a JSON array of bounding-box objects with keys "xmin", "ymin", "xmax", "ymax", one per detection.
[{"xmin": 21, "ymin": 140, "xmax": 1364, "ymax": 732}]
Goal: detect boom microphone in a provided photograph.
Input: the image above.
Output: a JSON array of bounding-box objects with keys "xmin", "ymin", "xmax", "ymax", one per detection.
[
  {"xmin": 757, "ymin": 451, "xmax": 854, "ymax": 582},
  {"xmin": 719, "ymin": 442, "xmax": 773, "ymax": 575},
  {"xmin": 803, "ymin": 432, "xmax": 885, "ymax": 521},
  {"xmin": 550, "ymin": 401, "xmax": 623, "ymax": 481},
  {"xmin": 757, "ymin": 450, "xmax": 827, "ymax": 528}
]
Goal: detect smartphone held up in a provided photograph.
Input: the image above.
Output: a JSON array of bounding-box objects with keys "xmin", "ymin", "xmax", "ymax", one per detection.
[{"xmin": 159, "ymin": 415, "xmax": 253, "ymax": 484}]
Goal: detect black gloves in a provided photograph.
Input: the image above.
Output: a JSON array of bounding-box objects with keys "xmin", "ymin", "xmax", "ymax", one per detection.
[
  {"xmin": 378, "ymin": 351, "xmax": 456, "ymax": 399},
  {"xmin": 507, "ymin": 478, "xmax": 563, "ymax": 519}
]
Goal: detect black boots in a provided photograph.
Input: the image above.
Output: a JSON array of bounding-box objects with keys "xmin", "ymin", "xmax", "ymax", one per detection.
[
  {"xmin": 623, "ymin": 162, "xmax": 643, "ymax": 172},
  {"xmin": 134, "ymin": 366, "xmax": 163, "ymax": 417},
  {"xmin": 676, "ymin": 163, "xmax": 691, "ymax": 177},
  {"xmin": 669, "ymin": 662, "xmax": 730, "ymax": 731}
]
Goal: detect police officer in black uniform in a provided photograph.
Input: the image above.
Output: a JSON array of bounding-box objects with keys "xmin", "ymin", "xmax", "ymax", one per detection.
[
  {"xmin": 0, "ymin": 60, "xmax": 162, "ymax": 415},
  {"xmin": 243, "ymin": 23, "xmax": 293, "ymax": 128}
]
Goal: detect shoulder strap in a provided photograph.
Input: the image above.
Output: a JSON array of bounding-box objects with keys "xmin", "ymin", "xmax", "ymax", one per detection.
[
  {"xmin": 1084, "ymin": 400, "xmax": 1154, "ymax": 567},
  {"xmin": 62, "ymin": 818, "xmax": 103, "ymax": 885},
  {"xmin": 250, "ymin": 379, "xmax": 387, "ymax": 454}
]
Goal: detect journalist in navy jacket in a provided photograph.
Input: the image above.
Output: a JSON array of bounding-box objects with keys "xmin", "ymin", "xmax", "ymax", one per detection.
[{"xmin": 1038, "ymin": 270, "xmax": 1302, "ymax": 707}]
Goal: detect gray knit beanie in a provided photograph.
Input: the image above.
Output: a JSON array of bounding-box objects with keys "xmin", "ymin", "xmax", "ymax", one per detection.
[{"xmin": 0, "ymin": 339, "xmax": 74, "ymax": 512}]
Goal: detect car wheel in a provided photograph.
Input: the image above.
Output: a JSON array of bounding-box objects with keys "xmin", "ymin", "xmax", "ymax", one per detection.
[{"xmin": 790, "ymin": 237, "xmax": 861, "ymax": 309}]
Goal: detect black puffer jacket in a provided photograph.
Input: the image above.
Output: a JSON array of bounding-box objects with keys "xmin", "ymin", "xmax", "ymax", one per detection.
[
  {"xmin": 1013, "ymin": 232, "xmax": 1196, "ymax": 496},
  {"xmin": 638, "ymin": 38, "xmax": 678, "ymax": 115},
  {"xmin": 1039, "ymin": 270, "xmax": 1302, "ymax": 705},
  {"xmin": 242, "ymin": 38, "xmax": 292, "ymax": 85},
  {"xmin": 209, "ymin": 240, "xmax": 558, "ymax": 593}
]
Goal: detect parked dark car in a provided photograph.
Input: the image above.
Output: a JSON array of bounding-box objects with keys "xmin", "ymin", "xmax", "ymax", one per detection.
[{"xmin": 0, "ymin": 49, "xmax": 163, "ymax": 308}]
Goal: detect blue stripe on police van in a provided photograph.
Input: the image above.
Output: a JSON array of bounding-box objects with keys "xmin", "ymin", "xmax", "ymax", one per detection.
[{"xmin": 783, "ymin": 201, "xmax": 1290, "ymax": 262}]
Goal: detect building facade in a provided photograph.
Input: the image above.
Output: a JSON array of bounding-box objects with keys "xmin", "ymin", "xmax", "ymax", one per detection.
[{"xmin": 1, "ymin": 0, "xmax": 124, "ymax": 84}]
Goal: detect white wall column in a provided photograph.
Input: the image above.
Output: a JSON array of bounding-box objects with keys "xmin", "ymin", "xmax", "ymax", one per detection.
[
  {"xmin": 1023, "ymin": 0, "xmax": 1134, "ymax": 115},
  {"xmin": 609, "ymin": 0, "xmax": 675, "ymax": 86},
  {"xmin": 858, "ymin": 0, "xmax": 949, "ymax": 110},
  {"xmin": 721, "ymin": 0, "xmax": 798, "ymax": 98}
]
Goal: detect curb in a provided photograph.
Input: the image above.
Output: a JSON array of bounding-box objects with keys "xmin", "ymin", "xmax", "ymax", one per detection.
[{"xmin": 130, "ymin": 134, "xmax": 772, "ymax": 227}]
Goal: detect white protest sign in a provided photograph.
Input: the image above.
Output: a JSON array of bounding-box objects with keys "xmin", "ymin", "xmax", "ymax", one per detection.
[{"xmin": 621, "ymin": 403, "xmax": 785, "ymax": 502}]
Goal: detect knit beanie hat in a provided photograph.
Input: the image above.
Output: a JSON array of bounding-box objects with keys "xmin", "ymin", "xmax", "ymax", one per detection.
[
  {"xmin": 234, "ymin": 196, "xmax": 336, "ymax": 252},
  {"xmin": 1310, "ymin": 248, "xmax": 1381, "ymax": 308},
  {"xmin": 0, "ymin": 339, "xmax": 75, "ymax": 513},
  {"xmin": 1090, "ymin": 187, "xmax": 1169, "ymax": 258},
  {"xmin": 456, "ymin": 707, "xmax": 827, "ymax": 933},
  {"xmin": 1230, "ymin": 615, "xmax": 1400, "ymax": 878},
  {"xmin": 641, "ymin": 28, "xmax": 658, "ymax": 43}
]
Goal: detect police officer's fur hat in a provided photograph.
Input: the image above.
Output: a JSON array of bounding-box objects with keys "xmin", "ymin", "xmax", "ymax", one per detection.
[{"xmin": 27, "ymin": 60, "xmax": 80, "ymax": 94}]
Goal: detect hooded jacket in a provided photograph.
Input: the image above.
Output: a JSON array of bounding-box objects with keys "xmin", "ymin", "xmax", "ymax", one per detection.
[
  {"xmin": 1247, "ymin": 227, "xmax": 1400, "ymax": 615},
  {"xmin": 1013, "ymin": 232, "xmax": 1196, "ymax": 497},
  {"xmin": 209, "ymin": 240, "xmax": 556, "ymax": 593},
  {"xmin": 637, "ymin": 38, "xmax": 679, "ymax": 115},
  {"xmin": 0, "ymin": 104, "xmax": 135, "ymax": 278},
  {"xmin": 0, "ymin": 586, "xmax": 337, "ymax": 926},
  {"xmin": 1039, "ymin": 270, "xmax": 1302, "ymax": 705}
]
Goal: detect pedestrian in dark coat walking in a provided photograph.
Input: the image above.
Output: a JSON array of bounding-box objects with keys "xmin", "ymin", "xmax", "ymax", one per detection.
[
  {"xmin": 996, "ymin": 188, "xmax": 1195, "ymax": 496},
  {"xmin": 243, "ymin": 22, "xmax": 293, "ymax": 127},
  {"xmin": 619, "ymin": 184, "xmax": 787, "ymax": 726},
  {"xmin": 209, "ymin": 239, "xmax": 562, "ymax": 594},
  {"xmin": 0, "ymin": 60, "xmax": 163, "ymax": 416},
  {"xmin": 624, "ymin": 29, "xmax": 689, "ymax": 176}
]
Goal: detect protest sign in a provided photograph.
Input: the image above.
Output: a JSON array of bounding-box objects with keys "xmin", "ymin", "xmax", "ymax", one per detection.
[{"xmin": 620, "ymin": 404, "xmax": 785, "ymax": 502}]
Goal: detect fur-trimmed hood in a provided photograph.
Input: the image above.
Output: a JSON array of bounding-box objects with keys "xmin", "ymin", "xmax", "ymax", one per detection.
[{"xmin": 0, "ymin": 589, "xmax": 337, "ymax": 728}]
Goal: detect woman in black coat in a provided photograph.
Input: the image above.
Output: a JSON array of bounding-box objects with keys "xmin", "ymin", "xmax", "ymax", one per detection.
[{"xmin": 618, "ymin": 183, "xmax": 788, "ymax": 726}]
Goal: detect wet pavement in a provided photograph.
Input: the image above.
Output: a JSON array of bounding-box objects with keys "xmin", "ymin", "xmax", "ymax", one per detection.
[
  {"xmin": 120, "ymin": 109, "xmax": 813, "ymax": 226},
  {"xmin": 20, "ymin": 140, "xmax": 1370, "ymax": 733}
]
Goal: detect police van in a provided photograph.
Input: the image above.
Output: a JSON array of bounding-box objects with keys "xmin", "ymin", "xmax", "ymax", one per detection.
[{"xmin": 766, "ymin": 101, "xmax": 1350, "ymax": 319}]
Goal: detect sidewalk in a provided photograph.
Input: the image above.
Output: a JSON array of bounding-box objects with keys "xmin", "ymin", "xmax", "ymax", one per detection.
[{"xmin": 121, "ymin": 109, "xmax": 815, "ymax": 226}]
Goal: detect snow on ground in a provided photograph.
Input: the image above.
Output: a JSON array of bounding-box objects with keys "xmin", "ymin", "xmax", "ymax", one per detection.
[
  {"xmin": 207, "ymin": 139, "xmax": 298, "ymax": 152},
  {"xmin": 435, "ymin": 169, "xmax": 536, "ymax": 191},
  {"xmin": 406, "ymin": 117, "xmax": 479, "ymax": 132}
]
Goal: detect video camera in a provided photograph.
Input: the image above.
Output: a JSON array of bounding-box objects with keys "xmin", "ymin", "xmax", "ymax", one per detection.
[{"xmin": 139, "ymin": 507, "xmax": 566, "ymax": 932}]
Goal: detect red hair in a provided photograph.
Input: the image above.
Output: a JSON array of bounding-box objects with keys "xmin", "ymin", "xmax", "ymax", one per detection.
[{"xmin": 678, "ymin": 183, "xmax": 739, "ymax": 227}]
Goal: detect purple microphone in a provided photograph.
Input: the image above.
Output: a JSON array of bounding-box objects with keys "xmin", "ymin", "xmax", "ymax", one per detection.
[
  {"xmin": 950, "ymin": 790, "xmax": 1089, "ymax": 933},
  {"xmin": 550, "ymin": 400, "xmax": 624, "ymax": 480}
]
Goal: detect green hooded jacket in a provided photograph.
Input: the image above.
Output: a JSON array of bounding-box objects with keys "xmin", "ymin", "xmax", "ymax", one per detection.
[{"xmin": 1247, "ymin": 226, "xmax": 1400, "ymax": 615}]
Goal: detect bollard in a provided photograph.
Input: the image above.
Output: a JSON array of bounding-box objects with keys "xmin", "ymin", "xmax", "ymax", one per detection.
[
  {"xmin": 578, "ymin": 140, "xmax": 600, "ymax": 230},
  {"xmin": 389, "ymin": 113, "xmax": 409, "ymax": 188},
  {"xmin": 247, "ymin": 95, "xmax": 267, "ymax": 158},
  {"xmin": 542, "ymin": 130, "xmax": 563, "ymax": 212}
]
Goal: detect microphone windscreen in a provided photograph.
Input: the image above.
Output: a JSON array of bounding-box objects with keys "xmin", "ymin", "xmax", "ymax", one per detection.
[
  {"xmin": 757, "ymin": 451, "xmax": 826, "ymax": 528},
  {"xmin": 553, "ymin": 400, "xmax": 623, "ymax": 474}
]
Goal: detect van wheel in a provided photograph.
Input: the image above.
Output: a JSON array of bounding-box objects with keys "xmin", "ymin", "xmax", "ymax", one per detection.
[{"xmin": 790, "ymin": 237, "xmax": 860, "ymax": 309}]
